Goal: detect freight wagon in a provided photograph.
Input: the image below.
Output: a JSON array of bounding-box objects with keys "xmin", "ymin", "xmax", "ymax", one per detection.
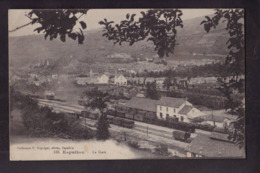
[{"xmin": 172, "ymin": 130, "xmax": 191, "ymax": 142}]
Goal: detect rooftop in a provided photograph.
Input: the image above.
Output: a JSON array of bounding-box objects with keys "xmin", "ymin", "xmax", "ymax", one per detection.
[
  {"xmin": 187, "ymin": 134, "xmax": 244, "ymax": 158},
  {"xmin": 204, "ymin": 114, "xmax": 238, "ymax": 123},
  {"xmin": 124, "ymin": 97, "xmax": 158, "ymax": 112},
  {"xmin": 209, "ymin": 132, "xmax": 231, "ymax": 142},
  {"xmin": 178, "ymin": 105, "xmax": 193, "ymax": 115},
  {"xmin": 157, "ymin": 97, "xmax": 186, "ymax": 108}
]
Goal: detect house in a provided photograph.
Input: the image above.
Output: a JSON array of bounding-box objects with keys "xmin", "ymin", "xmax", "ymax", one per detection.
[
  {"xmin": 114, "ymin": 74, "xmax": 127, "ymax": 86},
  {"xmin": 156, "ymin": 97, "xmax": 205, "ymax": 123},
  {"xmin": 32, "ymin": 81, "xmax": 41, "ymax": 86},
  {"xmin": 52, "ymin": 74, "xmax": 58, "ymax": 79},
  {"xmin": 76, "ymin": 77, "xmax": 89, "ymax": 85},
  {"xmin": 29, "ymin": 73, "xmax": 38, "ymax": 78},
  {"xmin": 186, "ymin": 133, "xmax": 245, "ymax": 158},
  {"xmin": 202, "ymin": 113, "xmax": 238, "ymax": 128},
  {"xmin": 97, "ymin": 74, "xmax": 109, "ymax": 84},
  {"xmin": 136, "ymin": 93, "xmax": 145, "ymax": 98},
  {"xmin": 124, "ymin": 97, "xmax": 158, "ymax": 120}
]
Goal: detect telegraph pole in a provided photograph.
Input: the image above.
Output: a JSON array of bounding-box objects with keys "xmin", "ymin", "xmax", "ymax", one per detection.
[{"xmin": 147, "ymin": 125, "xmax": 148, "ymax": 136}]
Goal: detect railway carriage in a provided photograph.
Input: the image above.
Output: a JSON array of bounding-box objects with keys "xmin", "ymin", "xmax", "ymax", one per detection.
[
  {"xmin": 125, "ymin": 108, "xmax": 135, "ymax": 120},
  {"xmin": 106, "ymin": 115, "xmax": 114, "ymax": 123},
  {"xmin": 121, "ymin": 119, "xmax": 135, "ymax": 128},
  {"xmin": 134, "ymin": 110, "xmax": 146, "ymax": 121},
  {"xmin": 81, "ymin": 110, "xmax": 90, "ymax": 118},
  {"xmin": 113, "ymin": 117, "xmax": 122, "ymax": 126},
  {"xmin": 116, "ymin": 111, "xmax": 125, "ymax": 118}
]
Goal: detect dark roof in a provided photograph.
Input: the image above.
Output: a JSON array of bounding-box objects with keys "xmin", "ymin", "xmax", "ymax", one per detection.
[
  {"xmin": 204, "ymin": 114, "xmax": 226, "ymax": 123},
  {"xmin": 124, "ymin": 97, "xmax": 157, "ymax": 112},
  {"xmin": 178, "ymin": 105, "xmax": 193, "ymax": 115},
  {"xmin": 157, "ymin": 97, "xmax": 186, "ymax": 108},
  {"xmin": 187, "ymin": 134, "xmax": 244, "ymax": 158},
  {"xmin": 210, "ymin": 132, "xmax": 230, "ymax": 142},
  {"xmin": 204, "ymin": 114, "xmax": 237, "ymax": 123}
]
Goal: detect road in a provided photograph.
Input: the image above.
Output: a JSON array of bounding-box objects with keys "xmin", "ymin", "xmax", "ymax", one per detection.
[{"xmin": 36, "ymin": 98, "xmax": 211, "ymax": 156}]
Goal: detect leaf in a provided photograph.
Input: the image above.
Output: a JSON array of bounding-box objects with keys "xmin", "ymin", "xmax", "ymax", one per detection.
[
  {"xmin": 60, "ymin": 34, "xmax": 66, "ymax": 42},
  {"xmin": 78, "ymin": 34, "xmax": 84, "ymax": 44},
  {"xmin": 44, "ymin": 33, "xmax": 49, "ymax": 40},
  {"xmin": 204, "ymin": 23, "xmax": 210, "ymax": 33},
  {"xmin": 34, "ymin": 27, "xmax": 43, "ymax": 33},
  {"xmin": 205, "ymin": 16, "xmax": 211, "ymax": 21},
  {"xmin": 130, "ymin": 14, "xmax": 136, "ymax": 22},
  {"xmin": 140, "ymin": 11, "xmax": 145, "ymax": 17},
  {"xmin": 126, "ymin": 13, "xmax": 130, "ymax": 19},
  {"xmin": 69, "ymin": 33, "xmax": 77, "ymax": 40},
  {"xmin": 200, "ymin": 20, "xmax": 206, "ymax": 25},
  {"xmin": 79, "ymin": 21, "xmax": 87, "ymax": 29},
  {"xmin": 99, "ymin": 21, "xmax": 105, "ymax": 25},
  {"xmin": 31, "ymin": 18, "xmax": 38, "ymax": 24}
]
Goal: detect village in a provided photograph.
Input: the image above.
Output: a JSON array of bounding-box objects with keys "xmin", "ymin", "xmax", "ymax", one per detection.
[
  {"xmin": 8, "ymin": 8, "xmax": 246, "ymax": 160},
  {"xmin": 9, "ymin": 56, "xmax": 243, "ymax": 158}
]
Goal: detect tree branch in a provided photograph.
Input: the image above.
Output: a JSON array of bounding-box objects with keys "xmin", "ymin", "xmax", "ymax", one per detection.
[{"xmin": 9, "ymin": 21, "xmax": 33, "ymax": 33}]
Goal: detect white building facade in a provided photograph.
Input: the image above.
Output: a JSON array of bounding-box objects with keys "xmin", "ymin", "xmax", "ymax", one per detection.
[
  {"xmin": 156, "ymin": 97, "xmax": 205, "ymax": 123},
  {"xmin": 114, "ymin": 75, "xmax": 127, "ymax": 86},
  {"xmin": 97, "ymin": 74, "xmax": 109, "ymax": 84}
]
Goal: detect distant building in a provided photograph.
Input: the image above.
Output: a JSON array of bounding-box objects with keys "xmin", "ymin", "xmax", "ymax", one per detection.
[
  {"xmin": 52, "ymin": 74, "xmax": 58, "ymax": 79},
  {"xmin": 124, "ymin": 96, "xmax": 205, "ymax": 123},
  {"xmin": 114, "ymin": 74, "xmax": 127, "ymax": 86},
  {"xmin": 128, "ymin": 70, "xmax": 137, "ymax": 76},
  {"xmin": 125, "ymin": 97, "xmax": 157, "ymax": 113},
  {"xmin": 186, "ymin": 133, "xmax": 245, "ymax": 158},
  {"xmin": 124, "ymin": 97, "xmax": 157, "ymax": 120},
  {"xmin": 29, "ymin": 73, "xmax": 38, "ymax": 78},
  {"xmin": 202, "ymin": 113, "xmax": 238, "ymax": 128},
  {"xmin": 156, "ymin": 97, "xmax": 205, "ymax": 123},
  {"xmin": 136, "ymin": 93, "xmax": 145, "ymax": 98},
  {"xmin": 32, "ymin": 81, "xmax": 41, "ymax": 86},
  {"xmin": 97, "ymin": 74, "xmax": 109, "ymax": 84},
  {"xmin": 76, "ymin": 77, "xmax": 89, "ymax": 85}
]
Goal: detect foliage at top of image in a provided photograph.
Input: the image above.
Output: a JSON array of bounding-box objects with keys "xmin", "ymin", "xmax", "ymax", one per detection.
[
  {"xmin": 99, "ymin": 9, "xmax": 183, "ymax": 58},
  {"xmin": 27, "ymin": 9, "xmax": 88, "ymax": 44}
]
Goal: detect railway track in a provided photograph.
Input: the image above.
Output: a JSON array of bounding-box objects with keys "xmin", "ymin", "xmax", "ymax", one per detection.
[{"xmin": 36, "ymin": 99, "xmax": 191, "ymax": 150}]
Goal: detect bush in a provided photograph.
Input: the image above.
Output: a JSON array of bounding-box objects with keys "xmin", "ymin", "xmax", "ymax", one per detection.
[
  {"xmin": 17, "ymin": 93, "xmax": 94, "ymax": 139},
  {"xmin": 127, "ymin": 140, "xmax": 140, "ymax": 149},
  {"xmin": 153, "ymin": 144, "xmax": 171, "ymax": 156},
  {"xmin": 193, "ymin": 123, "xmax": 215, "ymax": 131}
]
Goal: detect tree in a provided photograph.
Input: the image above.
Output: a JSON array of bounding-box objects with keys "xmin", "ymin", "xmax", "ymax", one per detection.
[
  {"xmin": 10, "ymin": 9, "xmax": 88, "ymax": 44},
  {"xmin": 84, "ymin": 87, "xmax": 110, "ymax": 140},
  {"xmin": 99, "ymin": 9, "xmax": 183, "ymax": 58},
  {"xmin": 163, "ymin": 76, "xmax": 172, "ymax": 90},
  {"xmin": 201, "ymin": 9, "xmax": 245, "ymax": 148},
  {"xmin": 146, "ymin": 81, "xmax": 160, "ymax": 100}
]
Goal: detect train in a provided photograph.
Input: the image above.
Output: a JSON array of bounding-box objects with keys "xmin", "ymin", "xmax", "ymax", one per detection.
[
  {"xmin": 104, "ymin": 107, "xmax": 196, "ymax": 133},
  {"xmin": 80, "ymin": 110, "xmax": 135, "ymax": 129},
  {"xmin": 172, "ymin": 130, "xmax": 191, "ymax": 142},
  {"xmin": 44, "ymin": 91, "xmax": 55, "ymax": 100},
  {"xmin": 68, "ymin": 105, "xmax": 196, "ymax": 133}
]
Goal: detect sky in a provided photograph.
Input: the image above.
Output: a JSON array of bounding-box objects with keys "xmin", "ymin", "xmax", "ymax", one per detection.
[{"xmin": 9, "ymin": 9, "xmax": 215, "ymax": 37}]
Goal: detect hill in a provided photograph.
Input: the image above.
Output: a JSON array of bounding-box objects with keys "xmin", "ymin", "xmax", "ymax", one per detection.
[{"xmin": 9, "ymin": 14, "xmax": 229, "ymax": 71}]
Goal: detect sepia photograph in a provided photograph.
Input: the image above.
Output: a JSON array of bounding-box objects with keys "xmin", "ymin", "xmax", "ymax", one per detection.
[{"xmin": 9, "ymin": 8, "xmax": 245, "ymax": 160}]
